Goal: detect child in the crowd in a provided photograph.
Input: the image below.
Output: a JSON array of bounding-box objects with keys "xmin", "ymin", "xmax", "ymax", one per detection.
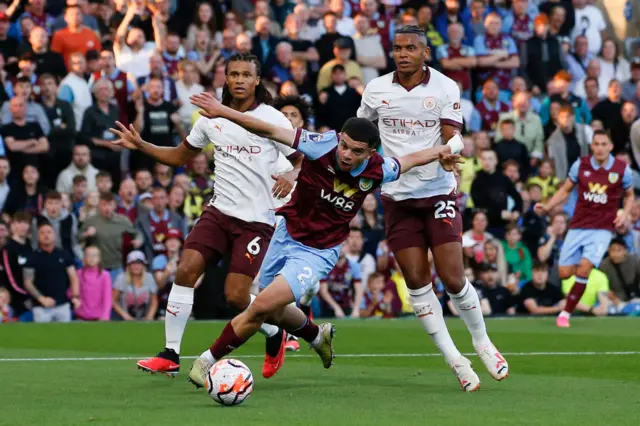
[
  {"xmin": 360, "ymin": 272, "xmax": 397, "ymax": 318},
  {"xmin": 0, "ymin": 287, "xmax": 15, "ymax": 323},
  {"xmin": 73, "ymin": 246, "xmax": 112, "ymax": 321},
  {"xmin": 78, "ymin": 191, "xmax": 100, "ymax": 223},
  {"xmin": 96, "ymin": 171, "xmax": 113, "ymax": 194}
]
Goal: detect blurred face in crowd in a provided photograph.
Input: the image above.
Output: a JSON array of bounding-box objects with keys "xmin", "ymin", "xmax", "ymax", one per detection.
[
  {"xmin": 173, "ymin": 174, "xmax": 190, "ymax": 194},
  {"xmin": 0, "ymin": 158, "xmax": 9, "ymax": 182},
  {"xmin": 149, "ymin": 54, "xmax": 165, "ymax": 75},
  {"xmin": 94, "ymin": 79, "xmax": 113, "ymax": 102},
  {"xmin": 168, "ymin": 186, "xmax": 185, "ymax": 210},
  {"xmin": 601, "ymin": 39, "xmax": 616, "ymax": 61},
  {"xmin": 574, "ymin": 36, "xmax": 588, "ymax": 58},
  {"xmin": 166, "ymin": 235, "xmax": 182, "ymax": 253},
  {"xmin": 368, "ymin": 274, "xmax": 385, "ymax": 293},
  {"xmin": 70, "ymin": 54, "xmax": 86, "ymax": 75},
  {"xmin": 284, "ymin": 14, "xmax": 300, "ymax": 37},
  {"xmin": 621, "ymin": 102, "xmax": 638, "ymax": 124},
  {"xmin": 331, "ymin": 67, "xmax": 347, "ymax": 85},
  {"xmin": 401, "ymin": 13, "xmax": 418, "ymax": 26},
  {"xmin": 484, "ymin": 240, "xmax": 498, "ymax": 262},
  {"xmin": 235, "ymin": 32, "xmax": 252, "ymax": 53},
  {"xmin": 0, "ymin": 16, "xmax": 9, "ymax": 37},
  {"xmin": 128, "ymin": 260, "xmax": 146, "ymax": 276},
  {"xmin": 534, "ymin": 19, "xmax": 548, "ymax": 37},
  {"xmin": 557, "ymin": 109, "xmax": 574, "ymax": 131},
  {"xmin": 323, "ymin": 13, "xmax": 338, "ymax": 33},
  {"xmin": 607, "ymin": 242, "xmax": 627, "ymax": 264},
  {"xmin": 446, "ymin": 0, "xmax": 460, "ymax": 13},
  {"xmin": 417, "ymin": 6, "xmax": 432, "ymax": 26},
  {"xmin": 513, "ymin": 0, "xmax": 528, "ymax": 16},
  {"xmin": 72, "ymin": 145, "xmax": 90, "ymax": 168},
  {"xmin": 291, "ymin": 61, "xmax": 306, "ymax": 83},
  {"xmin": 513, "ymin": 92, "xmax": 530, "ymax": 115},
  {"xmin": 99, "ymin": 50, "xmax": 115, "ymax": 71},
  {"xmin": 97, "ymin": 175, "xmax": 112, "ymax": 193},
  {"xmin": 473, "ymin": 131, "xmax": 490, "ymax": 152},
  {"xmin": 197, "ymin": 2, "xmax": 212, "ymax": 23},
  {"xmin": 330, "ymin": 0, "xmax": 345, "ymax": 16},
  {"xmin": 38, "ymin": 225, "xmax": 56, "ymax": 249},
  {"xmin": 504, "ymin": 163, "xmax": 520, "ymax": 183},
  {"xmin": 213, "ymin": 63, "xmax": 226, "ymax": 87},
  {"xmin": 392, "ymin": 32, "xmax": 429, "ymax": 75},
  {"xmin": 482, "ymin": 269, "xmax": 499, "ymax": 287},
  {"xmin": 119, "ymin": 178, "xmax": 137, "ymax": 203},
  {"xmin": 608, "ymin": 80, "xmax": 621, "ymax": 100},
  {"xmin": 147, "ymin": 78, "xmax": 164, "ymax": 102},
  {"xmin": 539, "ymin": 160, "xmax": 553, "ymax": 178},
  {"xmin": 254, "ymin": 1, "xmax": 270, "ymax": 17},
  {"xmin": 362, "ymin": 193, "xmax": 377, "ymax": 213},
  {"xmin": 29, "ymin": 26, "xmax": 48, "ymax": 51},
  {"xmin": 165, "ymin": 34, "xmax": 180, "ymax": 55},
  {"xmin": 550, "ymin": 213, "xmax": 567, "ymax": 237},
  {"xmin": 482, "ymin": 80, "xmax": 499, "ymax": 102},
  {"xmin": 462, "ymin": 135, "xmax": 473, "ymax": 157},
  {"xmin": 195, "ymin": 30, "xmax": 210, "ymax": 51},
  {"xmin": 550, "ymin": 7, "xmax": 565, "ymax": 29},
  {"xmin": 255, "ymin": 16, "xmax": 271, "ymax": 38},
  {"xmin": 135, "ymin": 170, "xmax": 153, "ymax": 192},
  {"xmin": 222, "ymin": 29, "xmax": 236, "ymax": 49},
  {"xmin": 500, "ymin": 122, "xmax": 515, "ymax": 140},
  {"xmin": 226, "ymin": 59, "xmax": 260, "ymax": 102},
  {"xmin": 447, "ymin": 23, "xmax": 464, "ymax": 46},
  {"xmin": 23, "ymin": 165, "xmax": 39, "ymax": 186},
  {"xmin": 587, "ymin": 59, "xmax": 600, "ymax": 78},
  {"xmin": 18, "ymin": 57, "xmax": 35, "ymax": 76},
  {"xmin": 590, "ymin": 133, "xmax": 613, "ymax": 163},
  {"xmin": 10, "ymin": 97, "xmax": 27, "ymax": 120},
  {"xmin": 294, "ymin": 4, "xmax": 310, "ymax": 24},
  {"xmin": 347, "ymin": 230, "xmax": 364, "ymax": 253},
  {"xmin": 14, "ymin": 81, "xmax": 32, "ymax": 99},
  {"xmin": 65, "ymin": 6, "xmax": 83, "ymax": 30},
  {"xmin": 152, "ymin": 189, "xmax": 168, "ymax": 213},
  {"xmin": 472, "ymin": 212, "xmax": 488, "ymax": 233},
  {"xmin": 360, "ymin": 0, "xmax": 377, "ymax": 17},
  {"xmin": 470, "ymin": 0, "xmax": 485, "ymax": 20},
  {"xmin": 354, "ymin": 14, "xmax": 369, "ymax": 35},
  {"xmin": 279, "ymin": 81, "xmax": 298, "ymax": 96},
  {"xmin": 572, "ymin": 0, "xmax": 586, "ymax": 9},
  {"xmin": 11, "ymin": 218, "xmax": 30, "ymax": 239},
  {"xmin": 531, "ymin": 267, "xmax": 548, "ymax": 287},
  {"xmin": 585, "ymin": 78, "xmax": 599, "ymax": 99},
  {"xmin": 21, "ymin": 17, "xmax": 35, "ymax": 39},
  {"xmin": 45, "ymin": 197, "xmax": 62, "ymax": 218},
  {"xmin": 192, "ymin": 153, "xmax": 208, "ymax": 175},
  {"xmin": 480, "ymin": 150, "xmax": 497, "ymax": 173},
  {"xmin": 126, "ymin": 27, "xmax": 146, "ymax": 49},
  {"xmin": 505, "ymin": 227, "xmax": 521, "ymax": 246},
  {"xmin": 276, "ymin": 42, "xmax": 293, "ymax": 66},
  {"xmin": 98, "ymin": 199, "xmax": 116, "ymax": 217},
  {"xmin": 484, "ymin": 14, "xmax": 501, "ymax": 37},
  {"xmin": 84, "ymin": 246, "xmax": 101, "ymax": 268},
  {"xmin": 529, "ymin": 185, "xmax": 542, "ymax": 203},
  {"xmin": 179, "ymin": 62, "xmax": 198, "ymax": 85}
]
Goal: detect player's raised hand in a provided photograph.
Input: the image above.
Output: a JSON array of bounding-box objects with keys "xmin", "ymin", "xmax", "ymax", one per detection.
[
  {"xmin": 190, "ymin": 92, "xmax": 223, "ymax": 119},
  {"xmin": 613, "ymin": 210, "xmax": 628, "ymax": 229},
  {"xmin": 272, "ymin": 173, "xmax": 295, "ymax": 199},
  {"xmin": 533, "ymin": 202, "xmax": 547, "ymax": 216},
  {"xmin": 438, "ymin": 152, "xmax": 464, "ymax": 173},
  {"xmin": 109, "ymin": 122, "xmax": 143, "ymax": 150}
]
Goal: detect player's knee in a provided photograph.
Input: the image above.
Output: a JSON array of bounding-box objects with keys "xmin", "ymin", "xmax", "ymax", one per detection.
[
  {"xmin": 225, "ymin": 286, "xmax": 250, "ymax": 311},
  {"xmin": 403, "ymin": 269, "xmax": 427, "ymax": 290},
  {"xmin": 558, "ymin": 266, "xmax": 575, "ymax": 280},
  {"xmin": 175, "ymin": 251, "xmax": 206, "ymax": 287},
  {"xmin": 438, "ymin": 272, "xmax": 465, "ymax": 293},
  {"xmin": 246, "ymin": 299, "xmax": 271, "ymax": 324}
]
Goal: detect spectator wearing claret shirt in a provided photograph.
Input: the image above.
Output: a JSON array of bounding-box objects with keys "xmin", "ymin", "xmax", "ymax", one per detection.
[
  {"xmin": 359, "ymin": 0, "xmax": 392, "ymax": 53},
  {"xmin": 116, "ymin": 178, "xmax": 138, "ymax": 224},
  {"xmin": 521, "ymin": 14, "xmax": 565, "ymax": 96},
  {"xmin": 474, "ymin": 12, "xmax": 519, "ymax": 100},
  {"xmin": 161, "ymin": 32, "xmax": 186, "ymax": 79},
  {"xmin": 437, "ymin": 22, "xmax": 476, "ymax": 100},
  {"xmin": 319, "ymin": 246, "xmax": 363, "ymax": 318},
  {"xmin": 502, "ymin": 0, "xmax": 536, "ymax": 48},
  {"xmin": 475, "ymin": 79, "xmax": 510, "ymax": 137},
  {"xmin": 17, "ymin": 0, "xmax": 55, "ymax": 36},
  {"xmin": 50, "ymin": 5, "xmax": 101, "ymax": 68},
  {"xmin": 360, "ymin": 272, "xmax": 398, "ymax": 318}
]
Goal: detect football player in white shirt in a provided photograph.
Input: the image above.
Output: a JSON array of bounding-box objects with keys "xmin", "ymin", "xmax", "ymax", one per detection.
[
  {"xmin": 110, "ymin": 54, "xmax": 304, "ymax": 381},
  {"xmin": 357, "ymin": 26, "xmax": 508, "ymax": 392}
]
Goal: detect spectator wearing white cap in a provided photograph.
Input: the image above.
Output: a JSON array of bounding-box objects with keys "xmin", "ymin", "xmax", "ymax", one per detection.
[{"xmin": 112, "ymin": 250, "xmax": 158, "ymax": 321}]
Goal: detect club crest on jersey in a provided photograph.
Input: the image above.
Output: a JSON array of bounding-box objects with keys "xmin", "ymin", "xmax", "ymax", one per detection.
[
  {"xmin": 359, "ymin": 178, "xmax": 374, "ymax": 191},
  {"xmin": 114, "ymin": 80, "xmax": 124, "ymax": 90},
  {"xmin": 423, "ymin": 97, "xmax": 436, "ymax": 111},
  {"xmin": 308, "ymin": 132, "xmax": 324, "ymax": 142},
  {"xmin": 608, "ymin": 172, "xmax": 619, "ymax": 184}
]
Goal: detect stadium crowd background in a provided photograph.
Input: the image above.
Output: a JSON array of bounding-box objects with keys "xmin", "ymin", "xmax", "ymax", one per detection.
[{"xmin": 0, "ymin": 0, "xmax": 640, "ymax": 323}]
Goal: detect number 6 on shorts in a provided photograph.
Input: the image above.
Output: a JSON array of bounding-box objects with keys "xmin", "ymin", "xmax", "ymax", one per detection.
[{"xmin": 247, "ymin": 236, "xmax": 261, "ymax": 255}]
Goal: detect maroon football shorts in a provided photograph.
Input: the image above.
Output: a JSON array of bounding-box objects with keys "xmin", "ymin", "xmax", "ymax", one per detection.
[
  {"xmin": 381, "ymin": 192, "xmax": 463, "ymax": 254},
  {"xmin": 184, "ymin": 206, "xmax": 274, "ymax": 277}
]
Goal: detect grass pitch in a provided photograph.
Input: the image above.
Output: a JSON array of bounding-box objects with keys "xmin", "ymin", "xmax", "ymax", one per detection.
[{"xmin": 1, "ymin": 317, "xmax": 640, "ymax": 426}]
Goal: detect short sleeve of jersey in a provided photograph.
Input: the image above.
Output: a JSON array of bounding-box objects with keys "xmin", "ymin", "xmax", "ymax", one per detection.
[
  {"xmin": 567, "ymin": 160, "xmax": 580, "ymax": 183},
  {"xmin": 184, "ymin": 117, "xmax": 210, "ymax": 151},
  {"xmin": 473, "ymin": 35, "xmax": 488, "ymax": 55},
  {"xmin": 441, "ymin": 81, "xmax": 463, "ymax": 128},
  {"xmin": 506, "ymin": 36, "xmax": 518, "ymax": 55},
  {"xmin": 152, "ymin": 255, "xmax": 167, "ymax": 272},
  {"xmin": 356, "ymin": 83, "xmax": 379, "ymax": 121},
  {"xmin": 348, "ymin": 260, "xmax": 362, "ymax": 282},
  {"xmin": 381, "ymin": 157, "xmax": 401, "ymax": 184},
  {"xmin": 436, "ymin": 45, "xmax": 449, "ymax": 60},
  {"xmin": 292, "ymin": 129, "xmax": 339, "ymax": 160},
  {"xmin": 622, "ymin": 164, "xmax": 633, "ymax": 190}
]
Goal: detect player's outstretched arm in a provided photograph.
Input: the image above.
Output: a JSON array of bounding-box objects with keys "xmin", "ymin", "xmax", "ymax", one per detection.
[
  {"xmin": 534, "ymin": 178, "xmax": 575, "ymax": 216},
  {"xmin": 190, "ymin": 92, "xmax": 297, "ymax": 147},
  {"xmin": 109, "ymin": 122, "xmax": 198, "ymax": 167},
  {"xmin": 397, "ymin": 134, "xmax": 464, "ymax": 175}
]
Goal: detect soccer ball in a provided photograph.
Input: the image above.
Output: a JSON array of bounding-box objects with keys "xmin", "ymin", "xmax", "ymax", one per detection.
[{"xmin": 205, "ymin": 359, "xmax": 254, "ymax": 406}]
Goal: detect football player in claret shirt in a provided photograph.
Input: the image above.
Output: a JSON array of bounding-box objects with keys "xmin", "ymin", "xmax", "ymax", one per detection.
[
  {"xmin": 535, "ymin": 130, "xmax": 635, "ymax": 328},
  {"xmin": 357, "ymin": 25, "xmax": 507, "ymax": 392},
  {"xmin": 184, "ymin": 90, "xmax": 464, "ymax": 387},
  {"xmin": 110, "ymin": 53, "xmax": 303, "ymax": 381}
]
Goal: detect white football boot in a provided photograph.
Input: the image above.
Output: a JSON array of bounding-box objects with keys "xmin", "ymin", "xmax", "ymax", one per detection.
[
  {"xmin": 450, "ymin": 356, "xmax": 481, "ymax": 392},
  {"xmin": 476, "ymin": 343, "xmax": 509, "ymax": 381}
]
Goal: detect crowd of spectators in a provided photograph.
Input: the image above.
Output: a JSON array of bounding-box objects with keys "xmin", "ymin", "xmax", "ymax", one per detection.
[{"xmin": 1, "ymin": 0, "xmax": 640, "ymax": 323}]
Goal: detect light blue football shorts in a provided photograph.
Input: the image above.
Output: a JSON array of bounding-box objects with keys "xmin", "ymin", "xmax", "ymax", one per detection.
[
  {"xmin": 558, "ymin": 229, "xmax": 613, "ymax": 268},
  {"xmin": 259, "ymin": 218, "xmax": 341, "ymax": 304}
]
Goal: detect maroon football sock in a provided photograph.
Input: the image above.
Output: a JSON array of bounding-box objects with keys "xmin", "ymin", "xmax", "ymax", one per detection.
[
  {"xmin": 209, "ymin": 322, "xmax": 248, "ymax": 360},
  {"xmin": 563, "ymin": 275, "xmax": 588, "ymax": 314},
  {"xmin": 287, "ymin": 317, "xmax": 320, "ymax": 343}
]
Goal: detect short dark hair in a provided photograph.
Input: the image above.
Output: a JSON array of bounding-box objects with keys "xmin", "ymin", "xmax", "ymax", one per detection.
[
  {"xmin": 96, "ymin": 171, "xmax": 112, "ymax": 180},
  {"xmin": 45, "ymin": 190, "xmax": 62, "ymax": 201},
  {"xmin": 610, "ymin": 236, "xmax": 627, "ymax": 249},
  {"xmin": 39, "ymin": 73, "xmax": 56, "ymax": 84},
  {"xmin": 593, "ymin": 129, "xmax": 611, "ymax": 140},
  {"xmin": 272, "ymin": 95, "xmax": 312, "ymax": 128},
  {"xmin": 100, "ymin": 192, "xmax": 116, "ymax": 202},
  {"xmin": 222, "ymin": 53, "xmax": 272, "ymax": 107},
  {"xmin": 323, "ymin": 11, "xmax": 337, "ymax": 19},
  {"xmin": 12, "ymin": 211, "xmax": 32, "ymax": 224},
  {"xmin": 500, "ymin": 118, "xmax": 515, "ymax": 127},
  {"xmin": 394, "ymin": 25, "xmax": 428, "ymax": 45},
  {"xmin": 135, "ymin": 168, "xmax": 152, "ymax": 177},
  {"xmin": 72, "ymin": 175, "xmax": 88, "ymax": 185},
  {"xmin": 502, "ymin": 159, "xmax": 520, "ymax": 170},
  {"xmin": 65, "ymin": 4, "xmax": 81, "ymax": 13},
  {"xmin": 532, "ymin": 261, "xmax": 548, "ymax": 271},
  {"xmin": 331, "ymin": 64, "xmax": 346, "ymax": 74},
  {"xmin": 340, "ymin": 118, "xmax": 380, "ymax": 149},
  {"xmin": 0, "ymin": 156, "xmax": 8, "ymax": 163},
  {"xmin": 16, "ymin": 76, "xmax": 32, "ymax": 86}
]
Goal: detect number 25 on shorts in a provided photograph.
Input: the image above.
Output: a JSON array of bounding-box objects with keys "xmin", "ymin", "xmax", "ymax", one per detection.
[{"xmin": 434, "ymin": 200, "xmax": 456, "ymax": 219}]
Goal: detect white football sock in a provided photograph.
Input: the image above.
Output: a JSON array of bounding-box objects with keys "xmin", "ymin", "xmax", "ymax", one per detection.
[
  {"xmin": 447, "ymin": 280, "xmax": 491, "ymax": 348},
  {"xmin": 249, "ymin": 294, "xmax": 279, "ymax": 338},
  {"xmin": 201, "ymin": 349, "xmax": 215, "ymax": 365},
  {"xmin": 165, "ymin": 284, "xmax": 194, "ymax": 354},
  {"xmin": 409, "ymin": 284, "xmax": 462, "ymax": 365}
]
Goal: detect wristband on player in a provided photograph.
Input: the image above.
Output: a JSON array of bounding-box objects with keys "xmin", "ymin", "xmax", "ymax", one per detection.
[{"xmin": 446, "ymin": 134, "xmax": 464, "ymax": 154}]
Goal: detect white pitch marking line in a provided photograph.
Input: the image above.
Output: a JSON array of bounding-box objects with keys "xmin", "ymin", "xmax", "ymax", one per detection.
[{"xmin": 1, "ymin": 351, "xmax": 640, "ymax": 362}]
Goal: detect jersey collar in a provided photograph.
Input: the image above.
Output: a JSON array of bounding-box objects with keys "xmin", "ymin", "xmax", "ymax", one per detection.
[
  {"xmin": 590, "ymin": 154, "xmax": 615, "ymax": 171},
  {"xmin": 392, "ymin": 66, "xmax": 431, "ymax": 91}
]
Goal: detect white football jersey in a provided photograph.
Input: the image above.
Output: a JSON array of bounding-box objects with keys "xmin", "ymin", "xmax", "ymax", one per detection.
[
  {"xmin": 186, "ymin": 104, "xmax": 296, "ymax": 225},
  {"xmin": 357, "ymin": 68, "xmax": 462, "ymax": 201}
]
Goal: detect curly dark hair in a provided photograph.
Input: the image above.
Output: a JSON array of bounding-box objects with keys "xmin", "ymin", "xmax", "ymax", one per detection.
[
  {"xmin": 221, "ymin": 53, "xmax": 273, "ymax": 107},
  {"xmin": 272, "ymin": 95, "xmax": 312, "ymax": 128}
]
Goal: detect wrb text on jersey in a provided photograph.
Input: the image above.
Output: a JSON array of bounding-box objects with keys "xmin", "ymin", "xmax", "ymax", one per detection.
[{"xmin": 583, "ymin": 182, "xmax": 609, "ymax": 204}]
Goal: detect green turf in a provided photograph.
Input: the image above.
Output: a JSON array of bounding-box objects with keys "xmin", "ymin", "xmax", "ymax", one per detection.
[{"xmin": 2, "ymin": 317, "xmax": 640, "ymax": 426}]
